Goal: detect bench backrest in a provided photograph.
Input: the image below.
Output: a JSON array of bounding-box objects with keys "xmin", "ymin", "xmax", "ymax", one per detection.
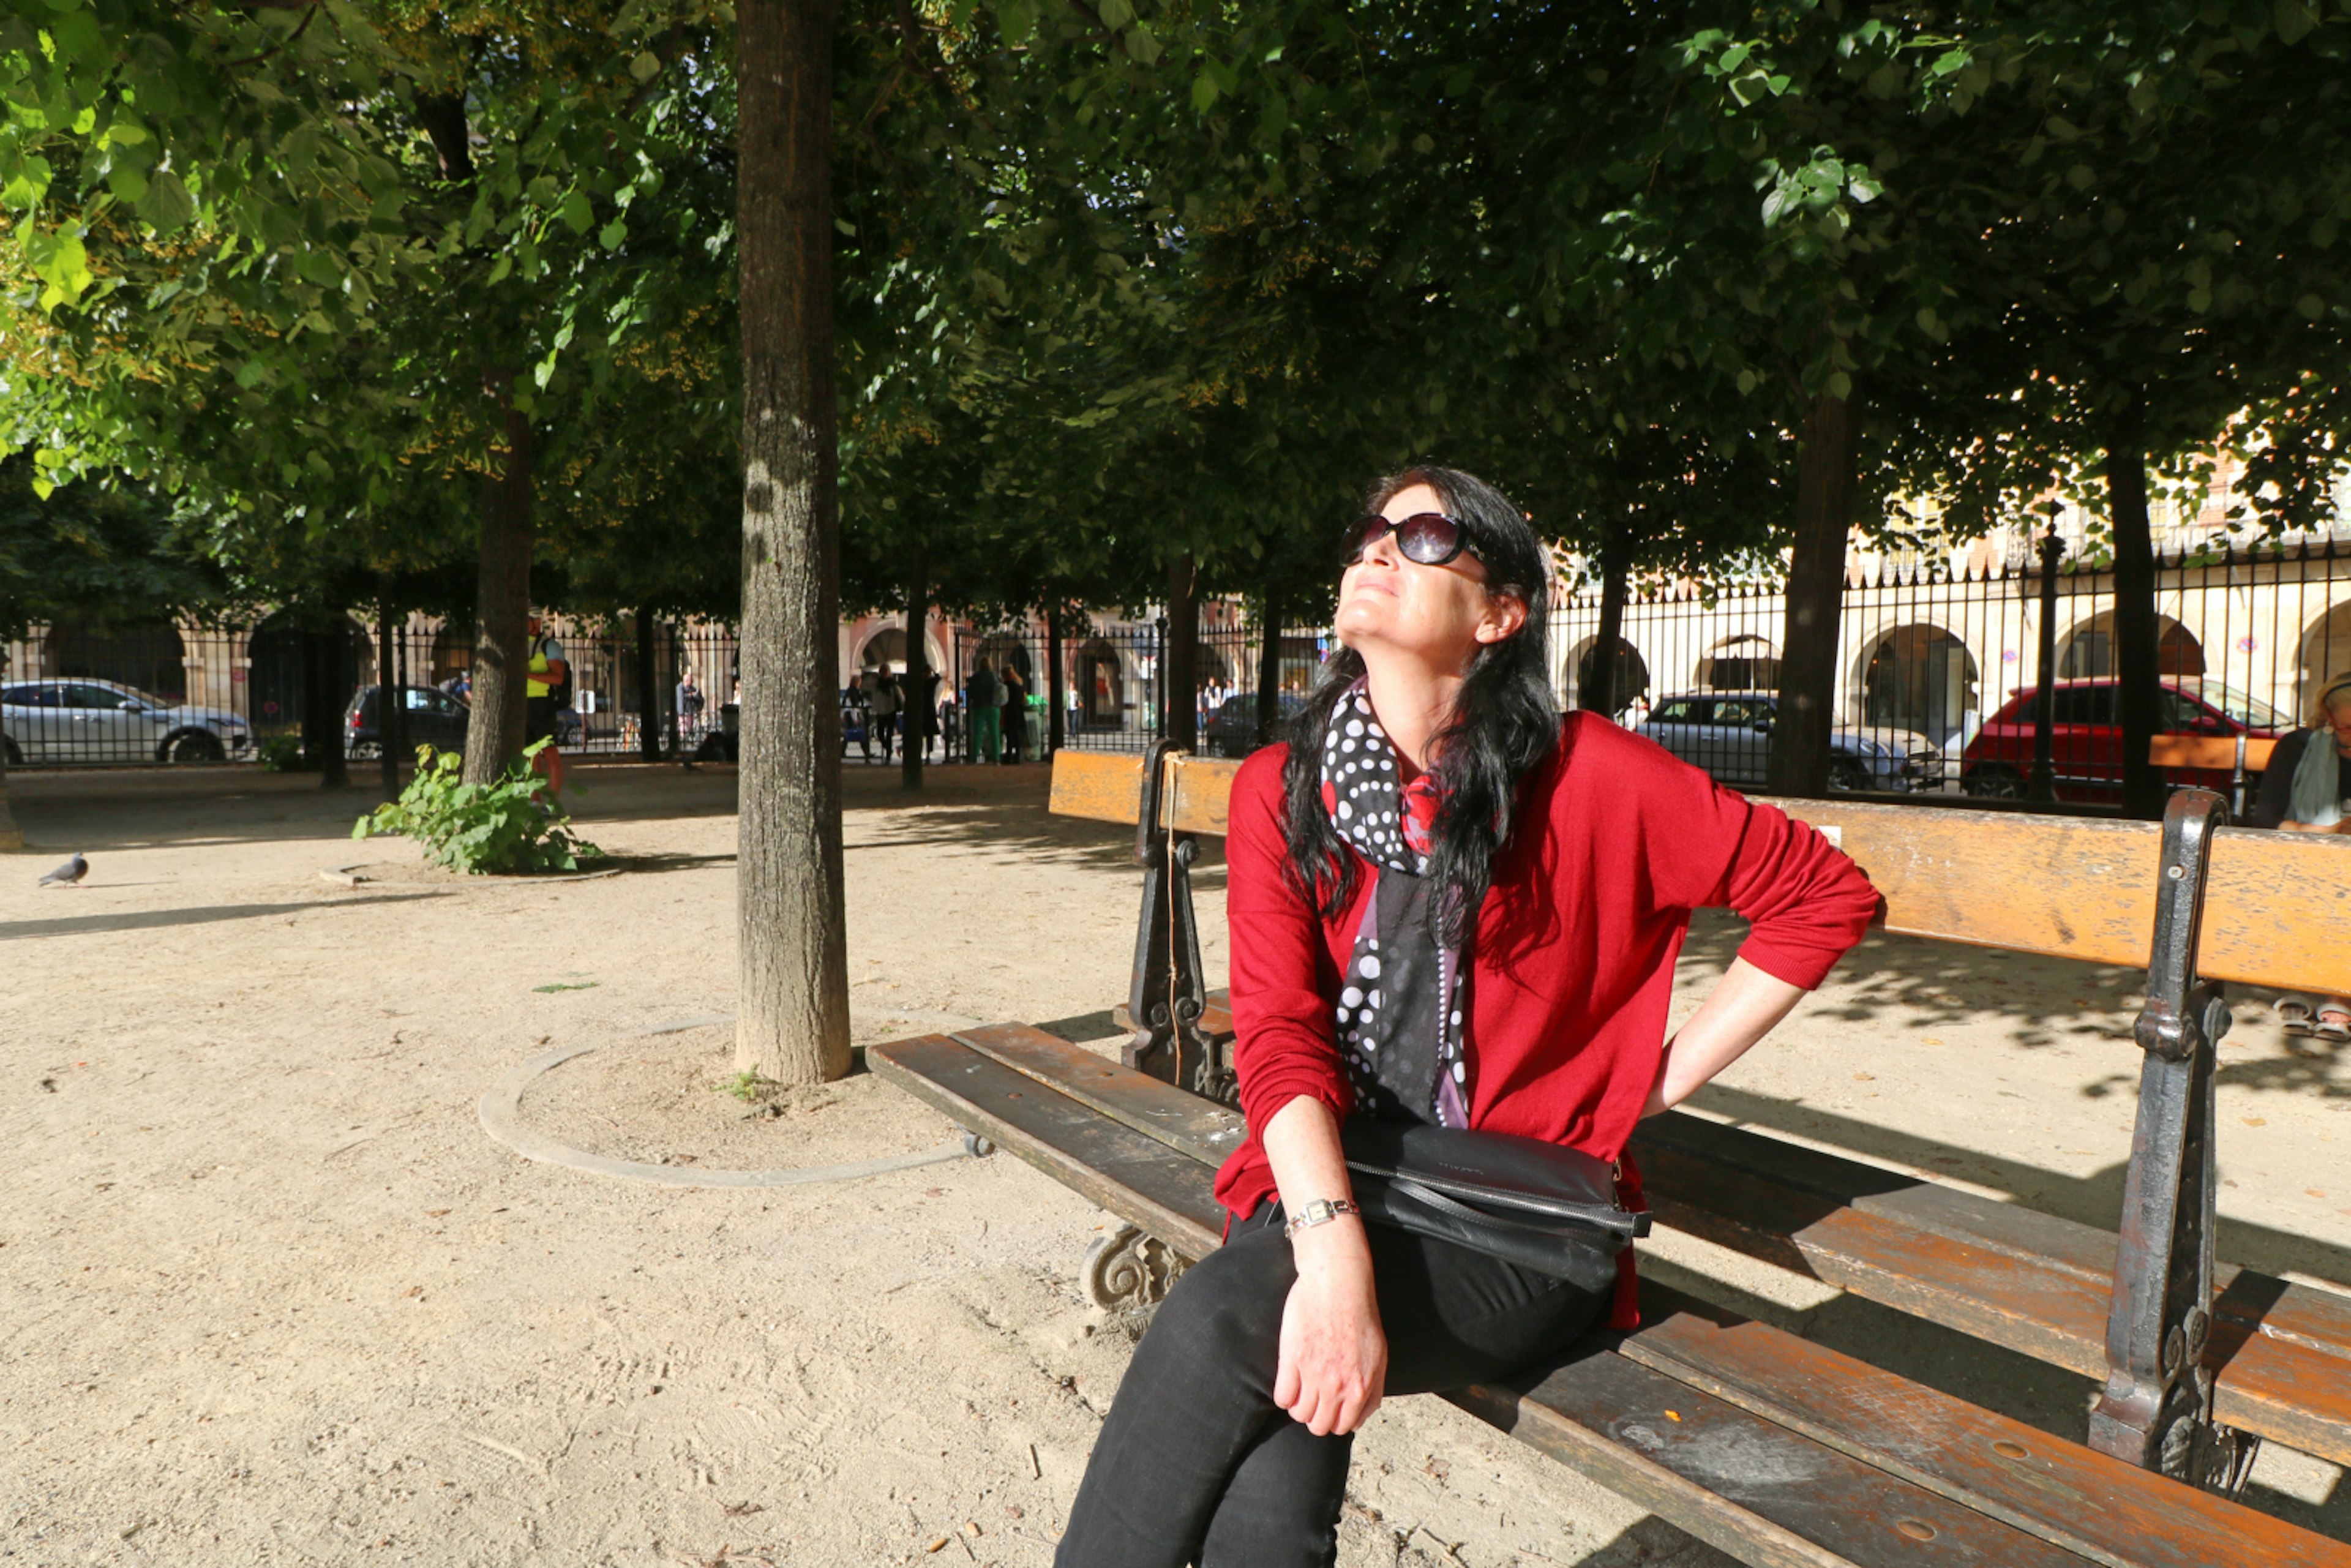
[{"xmin": 1048, "ymin": 747, "xmax": 2351, "ymax": 996}]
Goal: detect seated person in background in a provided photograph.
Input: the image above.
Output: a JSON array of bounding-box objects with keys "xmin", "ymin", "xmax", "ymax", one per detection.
[{"xmin": 2252, "ymin": 674, "xmax": 2351, "ymax": 1041}]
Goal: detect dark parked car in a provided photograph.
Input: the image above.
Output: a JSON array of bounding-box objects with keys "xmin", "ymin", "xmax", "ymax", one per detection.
[
  {"xmin": 1204, "ymin": 692, "xmax": 1310, "ymax": 758},
  {"xmin": 1638, "ymin": 691, "xmax": 1944, "ymax": 792},
  {"xmin": 344, "ymin": 685, "xmax": 472, "ymax": 759},
  {"xmin": 1958, "ymin": 678, "xmax": 2287, "ymax": 801}
]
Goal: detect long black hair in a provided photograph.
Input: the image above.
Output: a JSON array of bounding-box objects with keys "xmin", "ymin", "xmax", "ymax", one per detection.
[{"xmin": 1278, "ymin": 465, "xmax": 1560, "ymax": 945}]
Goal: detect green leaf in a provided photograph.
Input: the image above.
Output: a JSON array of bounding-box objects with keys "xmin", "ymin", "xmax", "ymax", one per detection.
[
  {"xmin": 629, "ymin": 50, "xmax": 662, "ymax": 82},
  {"xmin": 559, "ymin": 190, "xmax": 594, "ymax": 234},
  {"xmin": 1191, "ymin": 70, "xmax": 1221, "ymax": 113},
  {"xmin": 598, "ymin": 219, "xmax": 626, "ymax": 250},
  {"xmin": 1125, "ymin": 23, "xmax": 1161, "ymax": 64},
  {"xmin": 133, "ymin": 170, "xmax": 193, "ymax": 232},
  {"xmin": 2295, "ymin": 293, "xmax": 2325, "ymax": 320},
  {"xmin": 1098, "ymin": 0, "xmax": 1132, "ymax": 30},
  {"xmin": 2276, "ymin": 0, "xmax": 2320, "ymax": 45},
  {"xmin": 997, "ymin": 0, "xmax": 1035, "ymax": 45}
]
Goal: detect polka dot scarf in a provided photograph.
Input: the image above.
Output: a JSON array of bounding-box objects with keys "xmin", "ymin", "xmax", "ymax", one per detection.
[{"xmin": 1319, "ymin": 682, "xmax": 1471, "ymax": 1128}]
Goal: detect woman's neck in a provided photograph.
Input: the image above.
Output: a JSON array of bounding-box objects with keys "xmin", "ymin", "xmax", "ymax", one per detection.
[{"xmin": 1358, "ymin": 644, "xmax": 1465, "ymax": 771}]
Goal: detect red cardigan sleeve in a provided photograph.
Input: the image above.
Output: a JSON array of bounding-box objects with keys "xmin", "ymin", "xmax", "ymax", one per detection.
[
  {"xmin": 1224, "ymin": 746, "xmax": 1355, "ymax": 1135},
  {"xmin": 1597, "ymin": 719, "xmax": 1878, "ymax": 988}
]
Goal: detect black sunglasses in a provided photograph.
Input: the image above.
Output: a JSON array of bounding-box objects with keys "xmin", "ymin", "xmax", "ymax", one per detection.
[{"xmin": 1341, "ymin": 512, "xmax": 1482, "ymax": 568}]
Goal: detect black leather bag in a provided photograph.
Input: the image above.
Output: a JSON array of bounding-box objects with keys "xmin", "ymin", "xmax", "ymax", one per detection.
[{"xmin": 1340, "ymin": 1120, "xmax": 1649, "ymax": 1294}]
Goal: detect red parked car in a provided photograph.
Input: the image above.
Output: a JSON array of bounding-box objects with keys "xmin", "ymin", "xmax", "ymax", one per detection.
[{"xmin": 1959, "ymin": 678, "xmax": 2289, "ymax": 801}]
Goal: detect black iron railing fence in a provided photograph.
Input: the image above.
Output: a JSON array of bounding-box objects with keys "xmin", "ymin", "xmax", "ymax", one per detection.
[
  {"xmin": 1555, "ymin": 533, "xmax": 2351, "ymax": 800},
  {"xmin": 10, "ymin": 532, "xmax": 2346, "ymax": 789}
]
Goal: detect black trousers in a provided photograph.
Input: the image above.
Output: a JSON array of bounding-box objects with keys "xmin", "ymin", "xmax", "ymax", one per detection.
[{"xmin": 1056, "ymin": 1208, "xmax": 1610, "ymax": 1568}]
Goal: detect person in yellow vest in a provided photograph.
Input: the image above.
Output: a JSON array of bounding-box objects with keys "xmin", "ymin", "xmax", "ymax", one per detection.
[{"xmin": 525, "ymin": 615, "xmax": 569, "ymax": 798}]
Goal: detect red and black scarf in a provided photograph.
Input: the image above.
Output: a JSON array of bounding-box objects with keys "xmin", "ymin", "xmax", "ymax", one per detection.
[{"xmin": 1319, "ymin": 681, "xmax": 1471, "ymax": 1127}]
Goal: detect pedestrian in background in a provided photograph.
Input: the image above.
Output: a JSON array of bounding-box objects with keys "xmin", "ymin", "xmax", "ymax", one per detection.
[
  {"xmin": 2257, "ymin": 674, "xmax": 2351, "ymax": 1041},
  {"xmin": 1001, "ymin": 660, "xmax": 1029, "ymax": 763},
  {"xmin": 966, "ymin": 658, "xmax": 1003, "ymax": 765},
  {"xmin": 869, "ymin": 669, "xmax": 900, "ymax": 763}
]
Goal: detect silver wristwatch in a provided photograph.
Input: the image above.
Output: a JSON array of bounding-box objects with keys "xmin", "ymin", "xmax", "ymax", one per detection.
[{"xmin": 1282, "ymin": 1198, "xmax": 1362, "ymax": 1239}]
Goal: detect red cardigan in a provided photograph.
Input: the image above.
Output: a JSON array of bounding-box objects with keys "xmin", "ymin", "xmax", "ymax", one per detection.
[{"xmin": 1213, "ymin": 713, "xmax": 1881, "ymax": 1324}]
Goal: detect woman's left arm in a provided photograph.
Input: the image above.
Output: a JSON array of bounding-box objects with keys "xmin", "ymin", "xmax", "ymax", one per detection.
[{"xmin": 1643, "ymin": 956, "xmax": 1805, "ymax": 1116}]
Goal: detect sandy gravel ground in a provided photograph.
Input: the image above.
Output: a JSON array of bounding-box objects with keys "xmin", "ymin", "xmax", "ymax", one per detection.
[{"xmin": 3, "ymin": 759, "xmax": 2348, "ymax": 1567}]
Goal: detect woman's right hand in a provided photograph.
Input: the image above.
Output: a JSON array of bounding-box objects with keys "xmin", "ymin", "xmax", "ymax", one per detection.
[{"xmin": 1274, "ymin": 1221, "xmax": 1388, "ymax": 1436}]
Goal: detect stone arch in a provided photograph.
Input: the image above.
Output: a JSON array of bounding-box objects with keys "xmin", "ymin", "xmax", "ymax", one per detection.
[
  {"xmin": 1856, "ymin": 623, "xmax": 1979, "ymax": 744},
  {"xmin": 42, "ymin": 621, "xmax": 189, "ymax": 703},
  {"xmin": 1562, "ymin": 634, "xmax": 1651, "ymax": 715},
  {"xmin": 1073, "ymin": 636, "xmax": 1133, "ymax": 729},
  {"xmin": 1698, "ymin": 633, "xmax": 1780, "ymax": 692},
  {"xmin": 2055, "ymin": 610, "xmax": 2204, "ymax": 680},
  {"xmin": 247, "ymin": 609, "xmax": 369, "ymax": 732},
  {"xmin": 2296, "ymin": 597, "xmax": 2351, "ymax": 723}
]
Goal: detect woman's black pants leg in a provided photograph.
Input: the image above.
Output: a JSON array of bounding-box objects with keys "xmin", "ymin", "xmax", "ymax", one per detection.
[{"xmin": 1054, "ymin": 1210, "xmax": 1608, "ymax": 1568}]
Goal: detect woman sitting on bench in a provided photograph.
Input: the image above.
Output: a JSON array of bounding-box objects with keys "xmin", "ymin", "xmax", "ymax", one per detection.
[{"xmin": 1056, "ymin": 466, "xmax": 1880, "ymax": 1568}]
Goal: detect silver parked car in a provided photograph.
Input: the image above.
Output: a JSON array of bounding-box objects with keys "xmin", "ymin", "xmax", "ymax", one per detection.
[
  {"xmin": 1637, "ymin": 691, "xmax": 1943, "ymax": 792},
  {"xmin": 1, "ymin": 678, "xmax": 252, "ymax": 765}
]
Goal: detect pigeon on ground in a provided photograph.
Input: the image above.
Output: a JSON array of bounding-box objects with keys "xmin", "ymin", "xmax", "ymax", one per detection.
[{"xmin": 37, "ymin": 853, "xmax": 88, "ymax": 888}]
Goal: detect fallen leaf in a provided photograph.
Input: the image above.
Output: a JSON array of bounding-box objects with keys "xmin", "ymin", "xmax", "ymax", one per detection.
[
  {"xmin": 1853, "ymin": 1072, "xmax": 1874, "ymax": 1082},
  {"xmin": 2243, "ymin": 1117, "xmax": 2267, "ymax": 1128},
  {"xmin": 401, "ymin": 1286, "xmax": 422, "ymax": 1298},
  {"xmin": 926, "ymin": 1537, "xmax": 950, "ymax": 1554},
  {"xmin": 722, "ymin": 1502, "xmax": 765, "ymax": 1518},
  {"xmin": 2307, "ymin": 1189, "xmax": 2327, "ymax": 1200},
  {"xmin": 426, "ymin": 1209, "xmax": 451, "ymax": 1218},
  {"xmin": 1919, "ymin": 1038, "xmax": 1942, "ymax": 1047}
]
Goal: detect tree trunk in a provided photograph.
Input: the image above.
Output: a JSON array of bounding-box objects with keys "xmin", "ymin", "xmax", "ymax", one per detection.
[
  {"xmin": 735, "ymin": 0, "xmax": 851, "ymax": 1087},
  {"xmin": 1254, "ymin": 589, "xmax": 1283, "ymax": 746},
  {"xmin": 463, "ymin": 378, "xmax": 534, "ymax": 784},
  {"xmin": 2106, "ymin": 398, "xmax": 2165, "ymax": 820},
  {"xmin": 1579, "ymin": 550, "xmax": 1629, "ymax": 715},
  {"xmin": 1165, "ymin": 552, "xmax": 1199, "ymax": 751},
  {"xmin": 377, "ymin": 595, "xmax": 401, "ymax": 795},
  {"xmin": 1766, "ymin": 384, "xmax": 1863, "ymax": 798},
  {"xmin": 1046, "ymin": 602, "xmax": 1066, "ymax": 757},
  {"xmin": 901, "ymin": 546, "xmax": 929, "ymax": 789},
  {"xmin": 635, "ymin": 604, "xmax": 664, "ymax": 762}
]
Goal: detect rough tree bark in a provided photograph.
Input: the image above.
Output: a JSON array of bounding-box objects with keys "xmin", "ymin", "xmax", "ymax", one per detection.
[
  {"xmin": 1578, "ymin": 548, "xmax": 1629, "ymax": 715},
  {"xmin": 1164, "ymin": 552, "xmax": 1199, "ymax": 751},
  {"xmin": 1766, "ymin": 384, "xmax": 1864, "ymax": 798},
  {"xmin": 735, "ymin": 0, "xmax": 851, "ymax": 1087},
  {"xmin": 462, "ymin": 382, "xmax": 534, "ymax": 784},
  {"xmin": 901, "ymin": 544, "xmax": 929, "ymax": 789},
  {"xmin": 1254, "ymin": 589, "xmax": 1283, "ymax": 746},
  {"xmin": 2105, "ymin": 396, "xmax": 2165, "ymax": 820},
  {"xmin": 635, "ymin": 604, "xmax": 664, "ymax": 763}
]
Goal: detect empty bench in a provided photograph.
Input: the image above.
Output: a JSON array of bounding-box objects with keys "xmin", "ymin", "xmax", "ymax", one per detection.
[{"xmin": 871, "ymin": 744, "xmax": 2351, "ymax": 1566}]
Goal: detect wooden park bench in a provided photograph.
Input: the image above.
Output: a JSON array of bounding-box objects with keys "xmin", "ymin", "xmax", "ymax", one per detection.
[{"xmin": 872, "ymin": 741, "xmax": 2351, "ymax": 1567}]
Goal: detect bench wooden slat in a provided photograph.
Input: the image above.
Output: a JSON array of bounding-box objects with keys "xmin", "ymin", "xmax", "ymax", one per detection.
[
  {"xmin": 1051, "ymin": 754, "xmax": 2351, "ymax": 995},
  {"xmin": 953, "ymin": 1022, "xmax": 1247, "ymax": 1159},
  {"xmin": 864, "ymin": 1035, "xmax": 1225, "ymax": 1258},
  {"xmin": 1455, "ymin": 1343, "xmax": 2094, "ymax": 1568},
  {"xmin": 1622, "ymin": 1285, "xmax": 2351, "ymax": 1568},
  {"xmin": 2150, "ymin": 735, "xmax": 2281, "ymax": 771},
  {"xmin": 1046, "ymin": 751, "xmax": 1147, "ymax": 827},
  {"xmin": 876, "ymin": 1030, "xmax": 2192, "ymax": 1566},
  {"xmin": 1766, "ymin": 800, "xmax": 2351, "ymax": 997},
  {"xmin": 942, "ymin": 1026, "xmax": 2351, "ymax": 1468},
  {"xmin": 1633, "ymin": 1114, "xmax": 2351, "ymax": 1466}
]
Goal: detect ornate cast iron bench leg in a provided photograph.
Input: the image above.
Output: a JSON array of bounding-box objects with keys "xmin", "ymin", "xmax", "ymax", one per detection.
[
  {"xmin": 2088, "ymin": 789, "xmax": 2260, "ymax": 1495},
  {"xmin": 1082, "ymin": 1225, "xmax": 1193, "ymax": 1310}
]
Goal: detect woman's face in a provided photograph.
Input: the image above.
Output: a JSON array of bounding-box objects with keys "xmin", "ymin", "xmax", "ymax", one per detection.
[
  {"xmin": 1333, "ymin": 484, "xmax": 1526, "ymax": 670},
  {"xmin": 2325, "ymin": 696, "xmax": 2351, "ymax": 754}
]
